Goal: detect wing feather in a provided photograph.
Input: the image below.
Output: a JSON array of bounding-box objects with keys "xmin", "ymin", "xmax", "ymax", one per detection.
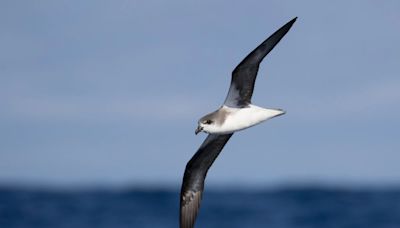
[
  {"xmin": 224, "ymin": 17, "xmax": 297, "ymax": 107},
  {"xmin": 180, "ymin": 134, "xmax": 233, "ymax": 228}
]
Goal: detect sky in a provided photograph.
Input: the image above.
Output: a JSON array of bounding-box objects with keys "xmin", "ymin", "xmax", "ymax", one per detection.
[{"xmin": 1, "ymin": 1, "xmax": 399, "ymax": 188}]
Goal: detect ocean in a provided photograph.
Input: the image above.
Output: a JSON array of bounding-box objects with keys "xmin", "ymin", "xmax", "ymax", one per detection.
[{"xmin": 1, "ymin": 186, "xmax": 400, "ymax": 228}]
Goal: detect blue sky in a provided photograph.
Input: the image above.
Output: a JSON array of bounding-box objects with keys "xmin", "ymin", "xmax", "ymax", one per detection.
[{"xmin": 1, "ymin": 1, "xmax": 399, "ymax": 187}]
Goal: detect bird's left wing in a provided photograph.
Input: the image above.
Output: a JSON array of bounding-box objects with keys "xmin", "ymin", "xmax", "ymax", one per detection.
[
  {"xmin": 180, "ymin": 133, "xmax": 233, "ymax": 228},
  {"xmin": 224, "ymin": 17, "xmax": 297, "ymax": 107}
]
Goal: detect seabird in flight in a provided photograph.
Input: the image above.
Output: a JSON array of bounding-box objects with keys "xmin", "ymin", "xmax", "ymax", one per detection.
[{"xmin": 180, "ymin": 17, "xmax": 297, "ymax": 228}]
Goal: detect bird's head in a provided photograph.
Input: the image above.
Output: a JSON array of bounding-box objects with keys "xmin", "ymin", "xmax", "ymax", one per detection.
[{"xmin": 195, "ymin": 116, "xmax": 216, "ymax": 135}]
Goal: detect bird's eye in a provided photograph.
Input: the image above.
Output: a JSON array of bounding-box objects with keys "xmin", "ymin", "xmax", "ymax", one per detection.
[{"xmin": 204, "ymin": 120, "xmax": 213, "ymax": 125}]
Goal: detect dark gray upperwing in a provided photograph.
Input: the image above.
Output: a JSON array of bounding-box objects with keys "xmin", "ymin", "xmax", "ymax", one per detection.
[
  {"xmin": 224, "ymin": 17, "xmax": 297, "ymax": 107},
  {"xmin": 180, "ymin": 133, "xmax": 233, "ymax": 228}
]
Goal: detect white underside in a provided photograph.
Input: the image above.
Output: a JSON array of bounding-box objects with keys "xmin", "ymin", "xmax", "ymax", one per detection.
[{"xmin": 206, "ymin": 105, "xmax": 284, "ymax": 134}]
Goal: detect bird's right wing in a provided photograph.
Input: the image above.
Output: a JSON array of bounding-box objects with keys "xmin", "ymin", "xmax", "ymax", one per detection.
[{"xmin": 180, "ymin": 133, "xmax": 233, "ymax": 228}]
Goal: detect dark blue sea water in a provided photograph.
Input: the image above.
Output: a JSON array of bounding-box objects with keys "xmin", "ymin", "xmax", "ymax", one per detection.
[{"xmin": 1, "ymin": 186, "xmax": 400, "ymax": 228}]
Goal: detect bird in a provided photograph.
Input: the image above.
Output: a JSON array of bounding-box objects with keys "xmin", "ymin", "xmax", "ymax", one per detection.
[{"xmin": 180, "ymin": 17, "xmax": 297, "ymax": 228}]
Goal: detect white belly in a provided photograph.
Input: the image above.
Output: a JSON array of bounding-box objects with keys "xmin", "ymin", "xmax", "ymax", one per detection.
[{"xmin": 212, "ymin": 105, "xmax": 284, "ymax": 134}]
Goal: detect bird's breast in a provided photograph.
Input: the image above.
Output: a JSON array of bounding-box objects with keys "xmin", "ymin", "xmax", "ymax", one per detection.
[{"xmin": 214, "ymin": 105, "xmax": 275, "ymax": 134}]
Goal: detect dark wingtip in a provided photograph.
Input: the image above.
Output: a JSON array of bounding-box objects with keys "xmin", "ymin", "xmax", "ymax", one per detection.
[{"xmin": 283, "ymin": 17, "xmax": 297, "ymax": 30}]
